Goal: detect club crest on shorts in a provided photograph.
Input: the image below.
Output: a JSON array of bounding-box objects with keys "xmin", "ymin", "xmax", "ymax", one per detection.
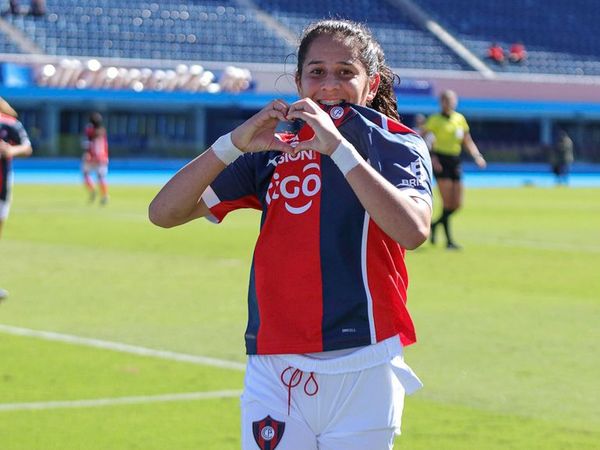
[{"xmin": 252, "ymin": 415, "xmax": 285, "ymax": 450}]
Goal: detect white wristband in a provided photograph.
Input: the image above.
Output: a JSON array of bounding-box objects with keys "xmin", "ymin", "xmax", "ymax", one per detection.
[
  {"xmin": 330, "ymin": 139, "xmax": 361, "ymax": 176},
  {"xmin": 211, "ymin": 132, "xmax": 243, "ymax": 165}
]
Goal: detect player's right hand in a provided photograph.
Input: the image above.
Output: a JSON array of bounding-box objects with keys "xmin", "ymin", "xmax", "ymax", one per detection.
[{"xmin": 231, "ymin": 99, "xmax": 295, "ymax": 154}]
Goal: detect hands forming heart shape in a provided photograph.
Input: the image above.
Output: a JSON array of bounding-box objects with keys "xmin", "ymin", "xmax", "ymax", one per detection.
[{"xmin": 230, "ymin": 98, "xmax": 344, "ymax": 156}]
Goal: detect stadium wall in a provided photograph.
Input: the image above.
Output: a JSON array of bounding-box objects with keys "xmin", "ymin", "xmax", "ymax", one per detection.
[{"xmin": 2, "ymin": 77, "xmax": 600, "ymax": 162}]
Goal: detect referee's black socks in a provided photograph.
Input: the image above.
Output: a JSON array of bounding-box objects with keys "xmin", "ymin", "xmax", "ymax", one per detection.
[{"xmin": 439, "ymin": 208, "xmax": 455, "ymax": 245}]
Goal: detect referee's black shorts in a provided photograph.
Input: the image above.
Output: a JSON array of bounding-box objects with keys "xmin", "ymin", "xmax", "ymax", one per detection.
[{"xmin": 432, "ymin": 152, "xmax": 462, "ymax": 181}]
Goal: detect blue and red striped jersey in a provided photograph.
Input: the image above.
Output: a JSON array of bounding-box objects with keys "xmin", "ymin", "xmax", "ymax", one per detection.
[
  {"xmin": 0, "ymin": 113, "xmax": 30, "ymax": 201},
  {"xmin": 203, "ymin": 104, "xmax": 433, "ymax": 355}
]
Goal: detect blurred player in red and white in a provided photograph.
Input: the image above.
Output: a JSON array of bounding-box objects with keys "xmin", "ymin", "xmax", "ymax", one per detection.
[
  {"xmin": 0, "ymin": 97, "xmax": 32, "ymax": 300},
  {"xmin": 82, "ymin": 112, "xmax": 109, "ymax": 204}
]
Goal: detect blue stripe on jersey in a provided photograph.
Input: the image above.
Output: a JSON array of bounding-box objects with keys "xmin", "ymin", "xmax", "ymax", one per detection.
[
  {"xmin": 0, "ymin": 158, "xmax": 8, "ymax": 200},
  {"xmin": 244, "ymin": 151, "xmax": 278, "ymax": 354},
  {"xmin": 245, "ymin": 263, "xmax": 260, "ymax": 354},
  {"xmin": 319, "ymin": 144, "xmax": 372, "ymax": 351}
]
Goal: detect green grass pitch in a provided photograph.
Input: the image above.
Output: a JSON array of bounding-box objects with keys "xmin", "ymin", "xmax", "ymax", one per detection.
[{"xmin": 0, "ymin": 183, "xmax": 598, "ymax": 449}]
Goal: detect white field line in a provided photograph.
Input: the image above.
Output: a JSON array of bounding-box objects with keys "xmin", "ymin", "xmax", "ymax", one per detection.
[
  {"xmin": 0, "ymin": 390, "xmax": 243, "ymax": 412},
  {"xmin": 0, "ymin": 324, "xmax": 246, "ymax": 371}
]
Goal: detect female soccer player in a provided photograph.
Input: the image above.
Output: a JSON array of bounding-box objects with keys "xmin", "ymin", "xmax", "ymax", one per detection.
[
  {"xmin": 423, "ymin": 90, "xmax": 486, "ymax": 249},
  {"xmin": 150, "ymin": 19, "xmax": 433, "ymax": 450},
  {"xmin": 81, "ymin": 112, "xmax": 109, "ymax": 204},
  {"xmin": 0, "ymin": 97, "xmax": 32, "ymax": 300}
]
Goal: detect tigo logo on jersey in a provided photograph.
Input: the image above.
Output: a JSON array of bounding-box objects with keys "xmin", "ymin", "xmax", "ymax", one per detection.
[
  {"xmin": 266, "ymin": 160, "xmax": 321, "ymax": 215},
  {"xmin": 252, "ymin": 416, "xmax": 285, "ymax": 450}
]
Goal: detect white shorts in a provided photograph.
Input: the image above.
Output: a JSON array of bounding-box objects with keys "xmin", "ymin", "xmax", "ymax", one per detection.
[
  {"xmin": 0, "ymin": 198, "xmax": 10, "ymax": 221},
  {"xmin": 82, "ymin": 160, "xmax": 108, "ymax": 177},
  {"xmin": 241, "ymin": 355, "xmax": 406, "ymax": 450},
  {"xmin": 0, "ymin": 172, "xmax": 13, "ymax": 220}
]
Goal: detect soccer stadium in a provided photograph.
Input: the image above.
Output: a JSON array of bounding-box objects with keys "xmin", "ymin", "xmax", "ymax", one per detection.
[{"xmin": 1, "ymin": 1, "xmax": 599, "ymax": 449}]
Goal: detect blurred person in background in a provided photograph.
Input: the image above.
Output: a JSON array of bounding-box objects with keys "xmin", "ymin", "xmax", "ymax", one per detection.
[
  {"xmin": 0, "ymin": 97, "xmax": 32, "ymax": 300},
  {"xmin": 550, "ymin": 129, "xmax": 574, "ymax": 185},
  {"xmin": 82, "ymin": 112, "xmax": 109, "ymax": 205},
  {"xmin": 413, "ymin": 113, "xmax": 434, "ymax": 150},
  {"xmin": 422, "ymin": 90, "xmax": 486, "ymax": 249},
  {"xmin": 3, "ymin": 0, "xmax": 45, "ymax": 15},
  {"xmin": 30, "ymin": 0, "xmax": 45, "ymax": 15},
  {"xmin": 150, "ymin": 18, "xmax": 432, "ymax": 450},
  {"xmin": 487, "ymin": 42, "xmax": 506, "ymax": 65},
  {"xmin": 4, "ymin": 0, "xmax": 20, "ymax": 14},
  {"xmin": 509, "ymin": 42, "xmax": 527, "ymax": 64}
]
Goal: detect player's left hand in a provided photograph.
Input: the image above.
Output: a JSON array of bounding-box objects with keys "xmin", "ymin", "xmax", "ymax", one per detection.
[
  {"xmin": 285, "ymin": 98, "xmax": 344, "ymax": 156},
  {"xmin": 0, "ymin": 141, "xmax": 11, "ymax": 157}
]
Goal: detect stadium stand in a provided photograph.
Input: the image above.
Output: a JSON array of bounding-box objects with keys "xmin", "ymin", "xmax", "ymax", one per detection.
[
  {"xmin": 3, "ymin": 0, "xmax": 294, "ymax": 62},
  {"xmin": 0, "ymin": 0, "xmax": 472, "ymax": 70},
  {"xmin": 2, "ymin": 0, "xmax": 600, "ymax": 76},
  {"xmin": 251, "ymin": 0, "xmax": 470, "ymax": 70},
  {"xmin": 416, "ymin": 0, "xmax": 600, "ymax": 76},
  {"xmin": 0, "ymin": 34, "xmax": 22, "ymax": 53}
]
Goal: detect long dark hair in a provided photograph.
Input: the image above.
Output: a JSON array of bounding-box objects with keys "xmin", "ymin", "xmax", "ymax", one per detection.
[
  {"xmin": 296, "ymin": 19, "xmax": 400, "ymax": 121},
  {"xmin": 89, "ymin": 112, "xmax": 103, "ymax": 128}
]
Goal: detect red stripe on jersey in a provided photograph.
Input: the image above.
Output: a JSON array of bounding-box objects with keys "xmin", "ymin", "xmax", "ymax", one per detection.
[
  {"xmin": 384, "ymin": 116, "xmax": 417, "ymax": 135},
  {"xmin": 253, "ymin": 151, "xmax": 324, "ymax": 354},
  {"xmin": 366, "ymin": 219, "xmax": 416, "ymax": 346},
  {"xmin": 0, "ymin": 113, "xmax": 18, "ymax": 125},
  {"xmin": 210, "ymin": 195, "xmax": 261, "ymax": 222}
]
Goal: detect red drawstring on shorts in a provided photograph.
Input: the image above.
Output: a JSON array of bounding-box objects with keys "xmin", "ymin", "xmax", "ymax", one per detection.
[{"xmin": 280, "ymin": 366, "xmax": 319, "ymax": 415}]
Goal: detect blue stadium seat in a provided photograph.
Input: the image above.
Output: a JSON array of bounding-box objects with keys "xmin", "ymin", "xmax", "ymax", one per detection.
[
  {"xmin": 0, "ymin": 35, "xmax": 23, "ymax": 54},
  {"xmin": 417, "ymin": 0, "xmax": 600, "ymax": 76},
  {"xmin": 2, "ymin": 0, "xmax": 599, "ymax": 75},
  {"xmin": 252, "ymin": 0, "xmax": 470, "ymax": 70},
  {"xmin": 3, "ymin": 0, "xmax": 294, "ymax": 62}
]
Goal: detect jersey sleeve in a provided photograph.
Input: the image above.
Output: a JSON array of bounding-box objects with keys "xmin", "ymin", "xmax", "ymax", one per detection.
[
  {"xmin": 201, "ymin": 152, "xmax": 262, "ymax": 223},
  {"xmin": 13, "ymin": 120, "xmax": 31, "ymax": 147},
  {"xmin": 85, "ymin": 126, "xmax": 95, "ymax": 139},
  {"xmin": 339, "ymin": 109, "xmax": 434, "ymax": 210},
  {"xmin": 370, "ymin": 131, "xmax": 434, "ymax": 210}
]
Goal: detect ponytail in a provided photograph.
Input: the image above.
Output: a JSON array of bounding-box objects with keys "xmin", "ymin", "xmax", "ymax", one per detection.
[{"xmin": 369, "ymin": 47, "xmax": 400, "ymax": 121}]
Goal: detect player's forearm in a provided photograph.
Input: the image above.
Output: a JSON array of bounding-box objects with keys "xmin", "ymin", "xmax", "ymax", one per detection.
[
  {"xmin": 466, "ymin": 143, "xmax": 481, "ymax": 159},
  {"xmin": 7, "ymin": 143, "xmax": 32, "ymax": 158},
  {"xmin": 463, "ymin": 135, "xmax": 486, "ymax": 167},
  {"xmin": 345, "ymin": 162, "xmax": 431, "ymax": 249},
  {"xmin": 148, "ymin": 148, "xmax": 226, "ymax": 228}
]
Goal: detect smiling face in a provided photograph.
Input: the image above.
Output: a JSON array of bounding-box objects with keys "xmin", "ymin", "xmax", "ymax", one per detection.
[{"xmin": 296, "ymin": 34, "xmax": 380, "ymax": 107}]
